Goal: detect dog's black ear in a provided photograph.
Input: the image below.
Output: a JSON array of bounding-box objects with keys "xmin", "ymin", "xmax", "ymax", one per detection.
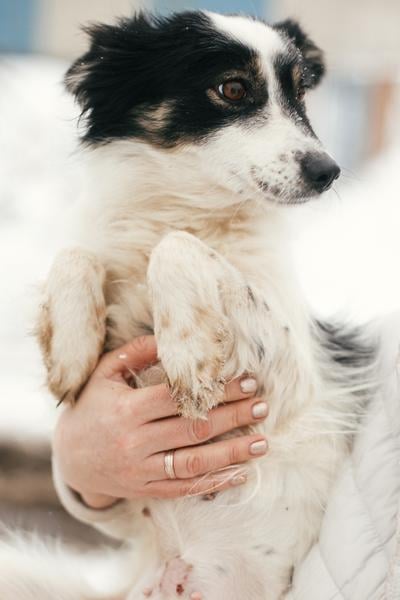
[
  {"xmin": 65, "ymin": 12, "xmax": 160, "ymax": 112},
  {"xmin": 64, "ymin": 14, "xmax": 160, "ymax": 140},
  {"xmin": 65, "ymin": 20, "xmax": 129, "ymax": 108},
  {"xmin": 274, "ymin": 19, "xmax": 325, "ymax": 88}
]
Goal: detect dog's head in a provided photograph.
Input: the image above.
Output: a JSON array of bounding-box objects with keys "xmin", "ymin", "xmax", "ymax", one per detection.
[{"xmin": 66, "ymin": 11, "xmax": 340, "ymax": 206}]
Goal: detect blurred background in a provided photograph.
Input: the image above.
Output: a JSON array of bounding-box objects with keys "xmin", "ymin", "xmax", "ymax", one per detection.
[{"xmin": 0, "ymin": 0, "xmax": 399, "ymax": 554}]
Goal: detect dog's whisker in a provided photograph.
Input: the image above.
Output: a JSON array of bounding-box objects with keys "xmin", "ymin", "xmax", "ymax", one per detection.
[{"xmin": 341, "ymin": 166, "xmax": 362, "ymax": 182}]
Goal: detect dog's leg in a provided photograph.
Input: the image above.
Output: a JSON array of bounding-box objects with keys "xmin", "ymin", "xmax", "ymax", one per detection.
[
  {"xmin": 36, "ymin": 247, "xmax": 107, "ymax": 403},
  {"xmin": 147, "ymin": 231, "xmax": 279, "ymax": 419}
]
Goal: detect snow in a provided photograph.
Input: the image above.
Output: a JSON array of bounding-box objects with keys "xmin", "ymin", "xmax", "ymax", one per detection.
[
  {"xmin": 0, "ymin": 56, "xmax": 81, "ymax": 440},
  {"xmin": 1, "ymin": 55, "xmax": 399, "ymax": 440},
  {"xmin": 292, "ymin": 146, "xmax": 400, "ymax": 323}
]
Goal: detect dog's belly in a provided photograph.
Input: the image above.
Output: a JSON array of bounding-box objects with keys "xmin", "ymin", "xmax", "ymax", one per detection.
[
  {"xmin": 128, "ymin": 405, "xmax": 306, "ymax": 599},
  {"xmin": 129, "ymin": 435, "xmax": 340, "ymax": 600}
]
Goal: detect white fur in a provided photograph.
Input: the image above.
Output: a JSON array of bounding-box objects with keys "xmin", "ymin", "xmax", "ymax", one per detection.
[
  {"xmin": 29, "ymin": 137, "xmax": 362, "ymax": 599},
  {"xmin": 0, "ymin": 532, "xmax": 125, "ymax": 600},
  {"xmin": 10, "ymin": 13, "xmax": 370, "ymax": 600},
  {"xmin": 208, "ymin": 12, "xmax": 283, "ymax": 63}
]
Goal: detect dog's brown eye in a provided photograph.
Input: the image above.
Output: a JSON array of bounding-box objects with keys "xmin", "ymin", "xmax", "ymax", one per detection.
[{"xmin": 218, "ymin": 81, "xmax": 246, "ymax": 102}]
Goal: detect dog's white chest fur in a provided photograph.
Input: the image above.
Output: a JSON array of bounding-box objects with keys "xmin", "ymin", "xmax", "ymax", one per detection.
[{"xmin": 36, "ymin": 147, "xmax": 357, "ymax": 599}]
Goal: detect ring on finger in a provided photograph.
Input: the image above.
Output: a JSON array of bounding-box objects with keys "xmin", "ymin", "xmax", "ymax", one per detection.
[{"xmin": 164, "ymin": 449, "xmax": 177, "ymax": 480}]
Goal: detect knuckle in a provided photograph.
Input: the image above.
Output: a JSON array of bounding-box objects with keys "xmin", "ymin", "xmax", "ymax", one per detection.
[
  {"xmin": 184, "ymin": 453, "xmax": 204, "ymax": 477},
  {"xmin": 189, "ymin": 418, "xmax": 211, "ymax": 443},
  {"xmin": 228, "ymin": 443, "xmax": 241, "ymax": 465},
  {"xmin": 229, "ymin": 404, "xmax": 243, "ymax": 430}
]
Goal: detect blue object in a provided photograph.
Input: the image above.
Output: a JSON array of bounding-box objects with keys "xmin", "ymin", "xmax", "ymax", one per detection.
[
  {"xmin": 156, "ymin": 0, "xmax": 270, "ymax": 19},
  {"xmin": 0, "ymin": 0, "xmax": 37, "ymax": 52}
]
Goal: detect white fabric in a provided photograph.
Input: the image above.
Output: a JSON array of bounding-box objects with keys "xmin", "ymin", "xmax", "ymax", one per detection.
[
  {"xmin": 289, "ymin": 316, "xmax": 400, "ymax": 599},
  {"xmin": 52, "ymin": 458, "xmax": 137, "ymax": 541}
]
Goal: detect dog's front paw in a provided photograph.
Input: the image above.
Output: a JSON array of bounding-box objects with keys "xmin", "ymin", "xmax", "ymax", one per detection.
[
  {"xmin": 35, "ymin": 248, "xmax": 107, "ymax": 404},
  {"xmin": 171, "ymin": 370, "xmax": 225, "ymax": 421},
  {"xmin": 148, "ymin": 231, "xmax": 235, "ymax": 419},
  {"xmin": 37, "ymin": 298, "xmax": 105, "ymax": 403},
  {"xmin": 161, "ymin": 318, "xmax": 233, "ymax": 420}
]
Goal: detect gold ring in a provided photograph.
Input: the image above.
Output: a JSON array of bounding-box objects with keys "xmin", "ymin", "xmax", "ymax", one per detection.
[{"xmin": 164, "ymin": 450, "xmax": 177, "ymax": 480}]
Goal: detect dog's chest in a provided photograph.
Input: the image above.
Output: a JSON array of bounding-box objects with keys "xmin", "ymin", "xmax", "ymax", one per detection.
[{"xmin": 102, "ymin": 236, "xmax": 268, "ymax": 350}]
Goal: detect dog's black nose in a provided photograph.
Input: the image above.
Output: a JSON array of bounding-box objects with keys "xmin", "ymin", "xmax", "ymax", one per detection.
[{"xmin": 300, "ymin": 152, "xmax": 341, "ymax": 192}]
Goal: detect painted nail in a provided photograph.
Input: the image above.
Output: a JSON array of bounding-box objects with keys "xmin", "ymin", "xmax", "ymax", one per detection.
[
  {"xmin": 118, "ymin": 353, "xmax": 128, "ymax": 360},
  {"xmin": 230, "ymin": 473, "xmax": 247, "ymax": 486},
  {"xmin": 252, "ymin": 401, "xmax": 268, "ymax": 419},
  {"xmin": 250, "ymin": 439, "xmax": 268, "ymax": 455},
  {"xmin": 240, "ymin": 377, "xmax": 257, "ymax": 394}
]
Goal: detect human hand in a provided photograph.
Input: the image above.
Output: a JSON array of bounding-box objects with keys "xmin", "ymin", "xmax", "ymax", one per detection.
[{"xmin": 53, "ymin": 336, "xmax": 268, "ymax": 509}]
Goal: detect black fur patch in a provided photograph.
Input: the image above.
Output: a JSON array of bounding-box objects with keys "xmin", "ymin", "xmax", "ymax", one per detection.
[
  {"xmin": 66, "ymin": 12, "xmax": 270, "ymax": 146},
  {"xmin": 273, "ymin": 53, "xmax": 315, "ymax": 137},
  {"xmin": 316, "ymin": 320, "xmax": 376, "ymax": 371},
  {"xmin": 273, "ymin": 20, "xmax": 325, "ymax": 89},
  {"xmin": 272, "ymin": 20, "xmax": 325, "ymax": 137}
]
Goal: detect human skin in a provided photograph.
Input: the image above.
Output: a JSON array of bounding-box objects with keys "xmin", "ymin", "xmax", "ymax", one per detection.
[{"xmin": 53, "ymin": 336, "xmax": 268, "ymax": 509}]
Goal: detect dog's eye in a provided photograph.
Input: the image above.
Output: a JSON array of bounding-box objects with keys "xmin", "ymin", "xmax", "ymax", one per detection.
[{"xmin": 218, "ymin": 81, "xmax": 246, "ymax": 102}]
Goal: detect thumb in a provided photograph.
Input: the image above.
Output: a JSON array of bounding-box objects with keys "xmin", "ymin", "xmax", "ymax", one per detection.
[{"xmin": 97, "ymin": 335, "xmax": 158, "ymax": 380}]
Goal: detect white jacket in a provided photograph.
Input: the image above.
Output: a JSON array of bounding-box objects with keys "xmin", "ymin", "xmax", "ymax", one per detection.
[{"xmin": 53, "ymin": 317, "xmax": 400, "ymax": 599}]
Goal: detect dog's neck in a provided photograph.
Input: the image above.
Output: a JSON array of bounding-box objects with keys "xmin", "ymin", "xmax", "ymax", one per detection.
[{"xmin": 81, "ymin": 141, "xmax": 289, "ymax": 273}]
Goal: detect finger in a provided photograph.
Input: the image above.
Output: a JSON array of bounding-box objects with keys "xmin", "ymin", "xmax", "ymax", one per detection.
[
  {"xmin": 146, "ymin": 397, "xmax": 268, "ymax": 452},
  {"xmin": 224, "ymin": 375, "xmax": 258, "ymax": 402},
  {"xmin": 117, "ymin": 382, "xmax": 174, "ymax": 425},
  {"xmin": 125, "ymin": 374, "xmax": 259, "ymax": 424},
  {"xmin": 146, "ymin": 434, "xmax": 268, "ymax": 480},
  {"xmin": 97, "ymin": 336, "xmax": 158, "ymax": 381},
  {"xmin": 142, "ymin": 468, "xmax": 249, "ymax": 500}
]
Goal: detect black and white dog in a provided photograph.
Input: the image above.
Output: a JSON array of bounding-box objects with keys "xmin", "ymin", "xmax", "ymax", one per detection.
[{"xmin": 11, "ymin": 10, "xmax": 373, "ymax": 600}]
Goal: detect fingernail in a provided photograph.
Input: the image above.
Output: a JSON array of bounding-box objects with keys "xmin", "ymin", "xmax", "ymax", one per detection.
[
  {"xmin": 240, "ymin": 377, "xmax": 257, "ymax": 394},
  {"xmin": 118, "ymin": 353, "xmax": 128, "ymax": 360},
  {"xmin": 231, "ymin": 473, "xmax": 247, "ymax": 486},
  {"xmin": 250, "ymin": 439, "xmax": 268, "ymax": 455},
  {"xmin": 252, "ymin": 401, "xmax": 268, "ymax": 419}
]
